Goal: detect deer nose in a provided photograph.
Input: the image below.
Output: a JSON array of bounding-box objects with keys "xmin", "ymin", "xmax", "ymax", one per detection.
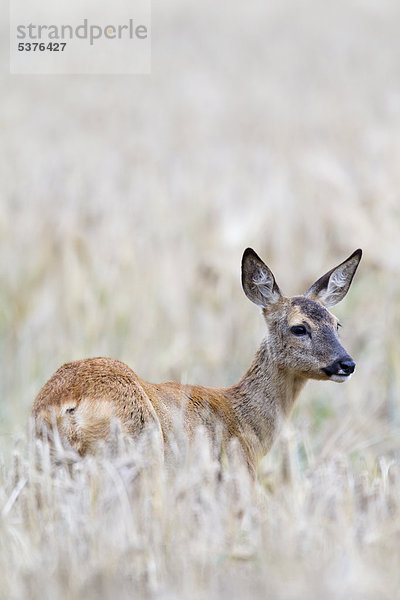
[
  {"xmin": 338, "ymin": 359, "xmax": 356, "ymax": 375},
  {"xmin": 322, "ymin": 356, "xmax": 356, "ymax": 377}
]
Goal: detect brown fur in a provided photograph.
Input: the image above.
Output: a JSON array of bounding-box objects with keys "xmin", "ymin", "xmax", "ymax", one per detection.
[{"xmin": 32, "ymin": 248, "xmax": 362, "ymax": 474}]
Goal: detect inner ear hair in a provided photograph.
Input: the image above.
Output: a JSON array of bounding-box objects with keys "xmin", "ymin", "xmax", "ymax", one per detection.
[
  {"xmin": 241, "ymin": 248, "xmax": 282, "ymax": 308},
  {"xmin": 304, "ymin": 249, "xmax": 362, "ymax": 308}
]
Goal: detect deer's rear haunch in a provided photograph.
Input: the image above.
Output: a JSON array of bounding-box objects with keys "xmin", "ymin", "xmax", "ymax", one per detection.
[{"xmin": 33, "ymin": 248, "xmax": 362, "ymax": 474}]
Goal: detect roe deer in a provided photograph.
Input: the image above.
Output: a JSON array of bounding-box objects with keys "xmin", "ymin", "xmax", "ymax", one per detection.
[{"xmin": 32, "ymin": 248, "xmax": 362, "ymax": 475}]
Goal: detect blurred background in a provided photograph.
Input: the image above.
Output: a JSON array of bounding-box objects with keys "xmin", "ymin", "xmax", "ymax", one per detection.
[{"xmin": 1, "ymin": 0, "xmax": 400, "ymax": 461}]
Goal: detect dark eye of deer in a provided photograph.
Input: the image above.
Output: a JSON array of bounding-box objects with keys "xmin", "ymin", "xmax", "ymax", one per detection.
[{"xmin": 291, "ymin": 325, "xmax": 307, "ymax": 336}]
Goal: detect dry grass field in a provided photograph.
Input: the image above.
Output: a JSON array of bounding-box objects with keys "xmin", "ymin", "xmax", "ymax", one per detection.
[{"xmin": 1, "ymin": 0, "xmax": 400, "ymax": 597}]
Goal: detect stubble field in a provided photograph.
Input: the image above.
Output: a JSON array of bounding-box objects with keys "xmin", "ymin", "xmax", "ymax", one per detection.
[{"xmin": 1, "ymin": 0, "xmax": 400, "ymax": 597}]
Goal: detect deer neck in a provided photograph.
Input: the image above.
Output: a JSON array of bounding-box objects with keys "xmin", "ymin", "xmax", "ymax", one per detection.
[{"xmin": 230, "ymin": 340, "xmax": 307, "ymax": 460}]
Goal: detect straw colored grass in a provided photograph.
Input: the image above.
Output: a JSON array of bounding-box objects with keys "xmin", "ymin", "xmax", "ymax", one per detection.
[{"xmin": 1, "ymin": 0, "xmax": 400, "ymax": 597}]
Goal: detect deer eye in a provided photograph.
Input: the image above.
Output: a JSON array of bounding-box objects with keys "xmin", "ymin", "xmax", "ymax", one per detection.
[{"xmin": 290, "ymin": 325, "xmax": 307, "ymax": 336}]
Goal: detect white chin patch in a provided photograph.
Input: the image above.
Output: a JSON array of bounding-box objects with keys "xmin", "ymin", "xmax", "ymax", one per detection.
[{"xmin": 330, "ymin": 373, "xmax": 352, "ymax": 383}]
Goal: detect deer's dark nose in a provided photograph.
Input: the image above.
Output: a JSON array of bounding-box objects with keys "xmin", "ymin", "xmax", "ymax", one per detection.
[
  {"xmin": 322, "ymin": 356, "xmax": 356, "ymax": 377},
  {"xmin": 338, "ymin": 359, "xmax": 356, "ymax": 375}
]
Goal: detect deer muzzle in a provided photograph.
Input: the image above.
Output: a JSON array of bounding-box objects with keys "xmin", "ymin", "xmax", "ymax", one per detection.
[{"xmin": 322, "ymin": 356, "xmax": 356, "ymax": 382}]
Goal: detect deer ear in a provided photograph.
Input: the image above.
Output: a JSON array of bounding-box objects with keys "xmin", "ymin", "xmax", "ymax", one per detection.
[
  {"xmin": 241, "ymin": 248, "xmax": 282, "ymax": 308},
  {"xmin": 304, "ymin": 249, "xmax": 362, "ymax": 308}
]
